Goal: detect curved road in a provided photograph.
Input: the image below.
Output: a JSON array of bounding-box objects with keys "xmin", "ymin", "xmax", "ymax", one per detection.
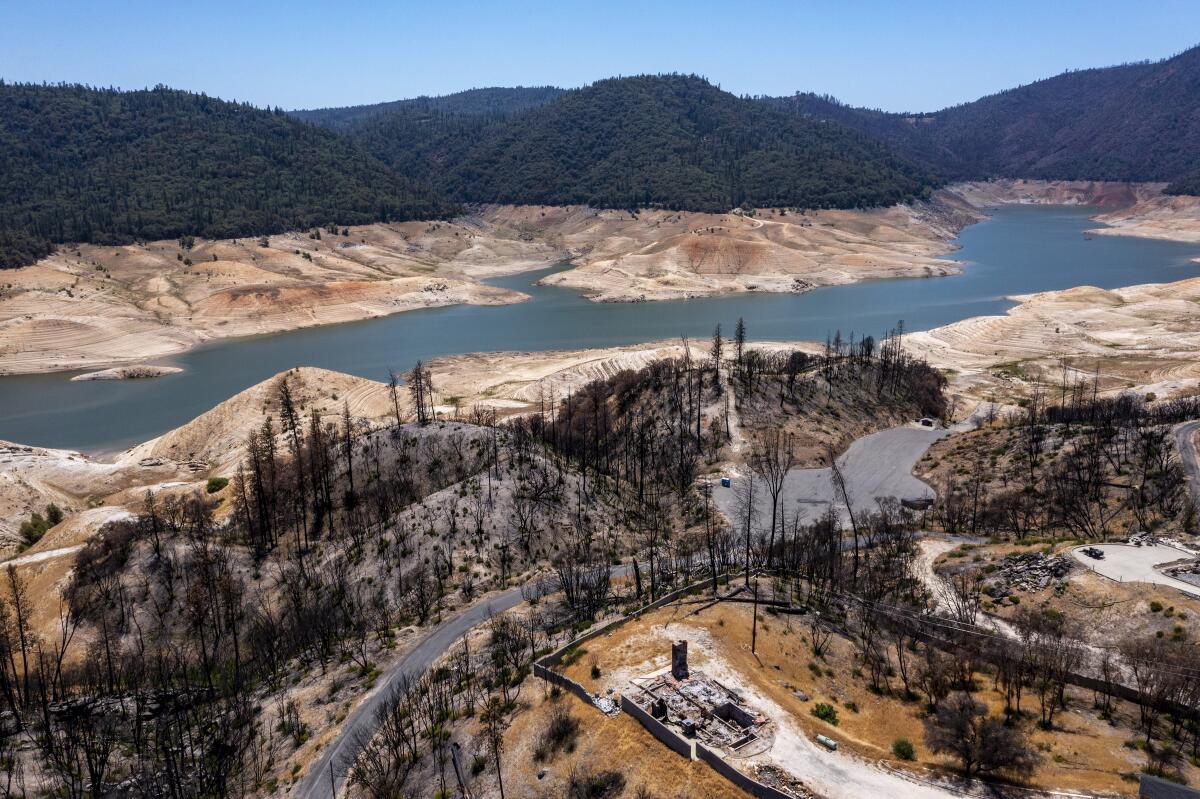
[
  {"xmin": 300, "ymin": 410, "xmax": 996, "ymax": 798},
  {"xmin": 1176, "ymin": 420, "xmax": 1200, "ymax": 510},
  {"xmin": 295, "ymin": 565, "xmax": 631, "ymax": 799},
  {"xmin": 714, "ymin": 412, "xmax": 984, "ymax": 528},
  {"xmin": 294, "ymin": 585, "xmax": 529, "ymax": 798}
]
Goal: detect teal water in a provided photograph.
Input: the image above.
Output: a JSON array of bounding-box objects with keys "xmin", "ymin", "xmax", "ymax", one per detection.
[{"xmin": 1, "ymin": 204, "xmax": 1197, "ymax": 453}]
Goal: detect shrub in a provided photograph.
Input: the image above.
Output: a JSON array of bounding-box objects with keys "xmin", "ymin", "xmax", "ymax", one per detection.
[
  {"xmin": 19, "ymin": 503, "xmax": 64, "ymax": 545},
  {"xmin": 893, "ymin": 738, "xmax": 916, "ymax": 760},
  {"xmin": 923, "ymin": 692, "xmax": 1040, "ymax": 779},
  {"xmin": 568, "ymin": 768, "xmax": 626, "ymax": 799},
  {"xmin": 1150, "ymin": 601, "xmax": 1164, "ymax": 613},
  {"xmin": 206, "ymin": 476, "xmax": 229, "ymax": 494},
  {"xmin": 811, "ymin": 703, "xmax": 839, "ymax": 726},
  {"xmin": 535, "ymin": 705, "xmax": 581, "ymax": 762}
]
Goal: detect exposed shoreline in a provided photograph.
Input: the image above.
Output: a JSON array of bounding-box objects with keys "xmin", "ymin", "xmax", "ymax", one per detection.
[
  {"xmin": 70, "ymin": 364, "xmax": 184, "ymax": 381},
  {"xmin": 3, "ymin": 263, "xmax": 1199, "ymax": 558},
  {"xmin": 2, "ymin": 180, "xmax": 1199, "ymax": 378}
]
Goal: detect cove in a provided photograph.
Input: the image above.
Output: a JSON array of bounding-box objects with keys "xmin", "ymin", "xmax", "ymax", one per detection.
[{"xmin": 1, "ymin": 204, "xmax": 1197, "ymax": 454}]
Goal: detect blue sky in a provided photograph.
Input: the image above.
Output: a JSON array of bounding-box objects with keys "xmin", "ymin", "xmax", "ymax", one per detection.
[{"xmin": 2, "ymin": 0, "xmax": 1197, "ymax": 112}]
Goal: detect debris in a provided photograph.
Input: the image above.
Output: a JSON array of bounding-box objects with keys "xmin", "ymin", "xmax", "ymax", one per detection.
[
  {"xmin": 591, "ymin": 694, "xmax": 619, "ymax": 715},
  {"xmin": 749, "ymin": 763, "xmax": 817, "ymax": 798},
  {"xmin": 1164, "ymin": 560, "xmax": 1200, "ymax": 588},
  {"xmin": 629, "ymin": 668, "xmax": 772, "ymax": 755},
  {"xmin": 984, "ymin": 551, "xmax": 1073, "ymax": 595}
]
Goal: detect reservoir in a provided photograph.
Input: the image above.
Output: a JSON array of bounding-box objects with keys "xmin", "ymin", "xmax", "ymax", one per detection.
[{"xmin": 1, "ymin": 204, "xmax": 1197, "ymax": 453}]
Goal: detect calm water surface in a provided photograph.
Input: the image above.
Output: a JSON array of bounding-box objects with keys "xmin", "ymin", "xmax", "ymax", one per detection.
[{"xmin": 2, "ymin": 205, "xmax": 1197, "ymax": 453}]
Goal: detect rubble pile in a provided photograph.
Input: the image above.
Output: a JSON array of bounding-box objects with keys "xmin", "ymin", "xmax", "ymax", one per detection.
[
  {"xmin": 749, "ymin": 764, "xmax": 817, "ymax": 799},
  {"xmin": 1165, "ymin": 561, "xmax": 1200, "ymax": 589},
  {"xmin": 590, "ymin": 693, "xmax": 619, "ymax": 715},
  {"xmin": 629, "ymin": 667, "xmax": 773, "ymax": 754},
  {"xmin": 985, "ymin": 552, "xmax": 1073, "ymax": 596}
]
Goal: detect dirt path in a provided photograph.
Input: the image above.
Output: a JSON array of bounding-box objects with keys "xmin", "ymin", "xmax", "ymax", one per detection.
[{"xmin": 3, "ymin": 544, "xmax": 83, "ymax": 567}]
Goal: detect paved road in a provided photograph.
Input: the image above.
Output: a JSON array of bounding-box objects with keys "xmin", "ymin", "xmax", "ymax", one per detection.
[
  {"xmin": 714, "ymin": 418, "xmax": 975, "ymax": 529},
  {"xmin": 295, "ymin": 564, "xmax": 632, "ymax": 799},
  {"xmin": 294, "ymin": 586, "xmax": 529, "ymax": 798},
  {"xmin": 300, "ymin": 409, "xmax": 994, "ymax": 798},
  {"xmin": 1176, "ymin": 420, "xmax": 1200, "ymax": 510}
]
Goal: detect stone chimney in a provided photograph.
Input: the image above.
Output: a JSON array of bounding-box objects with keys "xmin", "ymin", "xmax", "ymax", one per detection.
[{"xmin": 671, "ymin": 640, "xmax": 689, "ymax": 680}]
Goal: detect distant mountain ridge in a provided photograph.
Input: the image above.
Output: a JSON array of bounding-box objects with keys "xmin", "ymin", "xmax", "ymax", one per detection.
[
  {"xmin": 5, "ymin": 44, "xmax": 1200, "ymax": 270},
  {"xmin": 0, "ymin": 83, "xmax": 456, "ymax": 268},
  {"xmin": 769, "ymin": 45, "xmax": 1200, "ymax": 191},
  {"xmin": 289, "ymin": 86, "xmax": 565, "ymax": 131},
  {"xmin": 327, "ymin": 74, "xmax": 940, "ymax": 212}
]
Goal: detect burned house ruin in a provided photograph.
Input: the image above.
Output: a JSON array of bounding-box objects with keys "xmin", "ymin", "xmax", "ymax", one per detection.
[{"xmin": 627, "ymin": 641, "xmax": 773, "ymax": 757}]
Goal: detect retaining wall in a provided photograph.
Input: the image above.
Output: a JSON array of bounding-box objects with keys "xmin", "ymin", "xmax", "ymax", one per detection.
[
  {"xmin": 619, "ymin": 694, "xmax": 695, "ymax": 760},
  {"xmin": 696, "ymin": 743, "xmax": 795, "ymax": 799},
  {"xmin": 535, "ymin": 571, "xmax": 815, "ymax": 799},
  {"xmin": 532, "ymin": 663, "xmax": 594, "ymax": 706}
]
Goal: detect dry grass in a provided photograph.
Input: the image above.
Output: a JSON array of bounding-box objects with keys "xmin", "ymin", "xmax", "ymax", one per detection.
[
  {"xmin": 562, "ymin": 599, "xmax": 1195, "ymax": 795},
  {"xmin": 500, "ymin": 689, "xmax": 751, "ymax": 799}
]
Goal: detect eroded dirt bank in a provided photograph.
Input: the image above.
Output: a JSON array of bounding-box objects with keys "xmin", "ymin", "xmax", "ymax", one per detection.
[{"xmin": 499, "ymin": 198, "xmax": 976, "ymax": 302}]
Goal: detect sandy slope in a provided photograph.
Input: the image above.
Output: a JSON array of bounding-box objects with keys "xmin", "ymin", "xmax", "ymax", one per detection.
[
  {"xmin": 905, "ymin": 277, "xmax": 1200, "ymax": 396},
  {"xmin": 119, "ymin": 366, "xmax": 397, "ymax": 474},
  {"xmin": 427, "ymin": 339, "xmax": 707, "ymax": 408},
  {"xmin": 517, "ymin": 199, "xmax": 977, "ymax": 302},
  {"xmin": 1093, "ymin": 193, "xmax": 1200, "ymax": 244},
  {"xmin": 946, "ymin": 178, "xmax": 1163, "ymax": 209},
  {"xmin": 0, "ymin": 220, "xmax": 558, "ymax": 375}
]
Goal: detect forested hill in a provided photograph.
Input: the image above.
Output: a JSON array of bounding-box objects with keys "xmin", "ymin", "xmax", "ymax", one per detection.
[
  {"xmin": 290, "ymin": 86, "xmax": 565, "ymax": 131},
  {"xmin": 769, "ymin": 45, "xmax": 1200, "ymax": 191},
  {"xmin": 0, "ymin": 83, "xmax": 457, "ymax": 268},
  {"xmin": 340, "ymin": 74, "xmax": 941, "ymax": 212}
]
